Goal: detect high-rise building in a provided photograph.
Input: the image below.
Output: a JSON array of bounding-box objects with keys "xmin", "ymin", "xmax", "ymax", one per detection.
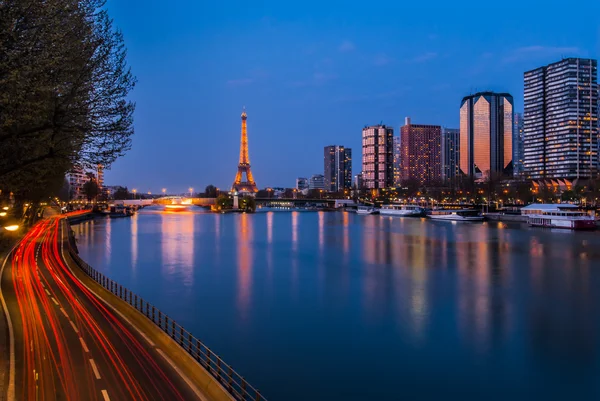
[
  {"xmin": 308, "ymin": 174, "xmax": 325, "ymax": 190},
  {"xmin": 96, "ymin": 164, "xmax": 104, "ymax": 191},
  {"xmin": 400, "ymin": 117, "xmax": 442, "ymax": 186},
  {"xmin": 441, "ymin": 128, "xmax": 460, "ymax": 184},
  {"xmin": 460, "ymin": 91, "xmax": 514, "ymax": 180},
  {"xmin": 353, "ymin": 173, "xmax": 363, "ymax": 190},
  {"xmin": 393, "ymin": 136, "xmax": 402, "ymax": 186},
  {"xmin": 361, "ymin": 124, "xmax": 394, "ymax": 189},
  {"xmin": 67, "ymin": 168, "xmax": 87, "ymax": 200},
  {"xmin": 512, "ymin": 113, "xmax": 525, "ymax": 177},
  {"xmin": 523, "ymin": 58, "xmax": 598, "ymax": 181},
  {"xmin": 323, "ymin": 145, "xmax": 352, "ymax": 192},
  {"xmin": 296, "ymin": 177, "xmax": 309, "ymax": 191}
]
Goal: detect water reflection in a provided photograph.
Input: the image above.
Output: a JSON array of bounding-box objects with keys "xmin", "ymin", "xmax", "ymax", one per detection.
[
  {"xmin": 237, "ymin": 213, "xmax": 253, "ymax": 319},
  {"xmin": 73, "ymin": 211, "xmax": 600, "ymax": 401},
  {"xmin": 161, "ymin": 213, "xmax": 194, "ymax": 286},
  {"xmin": 131, "ymin": 213, "xmax": 138, "ymax": 271}
]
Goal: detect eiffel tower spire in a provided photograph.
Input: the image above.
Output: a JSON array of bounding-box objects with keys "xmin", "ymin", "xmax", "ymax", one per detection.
[{"xmin": 232, "ymin": 108, "xmax": 258, "ymax": 193}]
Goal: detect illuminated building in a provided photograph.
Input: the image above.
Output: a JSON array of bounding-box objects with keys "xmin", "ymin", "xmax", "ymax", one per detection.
[
  {"xmin": 400, "ymin": 117, "xmax": 442, "ymax": 186},
  {"xmin": 361, "ymin": 124, "xmax": 394, "ymax": 189},
  {"xmin": 393, "ymin": 136, "xmax": 401, "ymax": 186},
  {"xmin": 353, "ymin": 173, "xmax": 363, "ymax": 190},
  {"xmin": 460, "ymin": 92, "xmax": 513, "ymax": 180},
  {"xmin": 231, "ymin": 108, "xmax": 258, "ymax": 193},
  {"xmin": 308, "ymin": 174, "xmax": 325, "ymax": 190},
  {"xmin": 66, "ymin": 168, "xmax": 87, "ymax": 200},
  {"xmin": 323, "ymin": 145, "xmax": 352, "ymax": 192},
  {"xmin": 523, "ymin": 58, "xmax": 598, "ymax": 181},
  {"xmin": 296, "ymin": 177, "xmax": 309, "ymax": 191},
  {"xmin": 513, "ymin": 113, "xmax": 525, "ymax": 177},
  {"xmin": 441, "ymin": 128, "xmax": 460, "ymax": 185}
]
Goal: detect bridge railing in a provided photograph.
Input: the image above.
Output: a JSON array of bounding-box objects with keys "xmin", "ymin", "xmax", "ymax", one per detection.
[{"xmin": 67, "ymin": 239, "xmax": 265, "ymax": 401}]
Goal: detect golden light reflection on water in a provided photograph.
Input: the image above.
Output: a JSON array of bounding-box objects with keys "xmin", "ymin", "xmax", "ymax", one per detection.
[
  {"xmin": 105, "ymin": 216, "xmax": 111, "ymax": 261},
  {"xmin": 318, "ymin": 212, "xmax": 324, "ymax": 252},
  {"xmin": 292, "ymin": 212, "xmax": 298, "ymax": 252},
  {"xmin": 237, "ymin": 213, "xmax": 253, "ymax": 318},
  {"xmin": 342, "ymin": 212, "xmax": 349, "ymax": 255},
  {"xmin": 131, "ymin": 213, "xmax": 138, "ymax": 271},
  {"xmin": 161, "ymin": 213, "xmax": 194, "ymax": 286}
]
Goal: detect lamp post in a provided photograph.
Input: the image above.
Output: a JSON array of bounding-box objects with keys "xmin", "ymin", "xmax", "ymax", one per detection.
[
  {"xmin": 132, "ymin": 189, "xmax": 137, "ymax": 199},
  {"xmin": 162, "ymin": 188, "xmax": 166, "ymax": 196},
  {"xmin": 189, "ymin": 187, "xmax": 193, "ymax": 197}
]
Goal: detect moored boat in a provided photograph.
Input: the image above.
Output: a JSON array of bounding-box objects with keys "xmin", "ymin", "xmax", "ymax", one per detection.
[
  {"xmin": 428, "ymin": 209, "xmax": 484, "ymax": 222},
  {"xmin": 379, "ymin": 204, "xmax": 425, "ymax": 217},
  {"xmin": 521, "ymin": 203, "xmax": 596, "ymax": 230},
  {"xmin": 356, "ymin": 205, "xmax": 379, "ymax": 215}
]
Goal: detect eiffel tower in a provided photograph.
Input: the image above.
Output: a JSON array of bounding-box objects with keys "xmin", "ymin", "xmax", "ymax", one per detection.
[{"xmin": 231, "ymin": 108, "xmax": 258, "ymax": 193}]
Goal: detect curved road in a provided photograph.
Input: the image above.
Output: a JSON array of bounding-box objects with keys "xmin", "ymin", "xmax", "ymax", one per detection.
[{"xmin": 1, "ymin": 217, "xmax": 202, "ymax": 401}]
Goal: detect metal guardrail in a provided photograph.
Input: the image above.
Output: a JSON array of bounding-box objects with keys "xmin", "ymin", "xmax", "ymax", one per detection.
[{"xmin": 67, "ymin": 239, "xmax": 265, "ymax": 401}]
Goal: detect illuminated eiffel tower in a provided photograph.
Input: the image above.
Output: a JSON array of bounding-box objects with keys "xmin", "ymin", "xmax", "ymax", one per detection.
[{"xmin": 231, "ymin": 108, "xmax": 258, "ymax": 193}]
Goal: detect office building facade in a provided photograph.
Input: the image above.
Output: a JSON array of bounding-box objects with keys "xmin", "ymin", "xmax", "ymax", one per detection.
[
  {"xmin": 361, "ymin": 125, "xmax": 394, "ymax": 189},
  {"xmin": 441, "ymin": 128, "xmax": 460, "ymax": 184},
  {"xmin": 323, "ymin": 145, "xmax": 352, "ymax": 192},
  {"xmin": 460, "ymin": 91, "xmax": 514, "ymax": 180},
  {"xmin": 308, "ymin": 174, "xmax": 325, "ymax": 190},
  {"xmin": 296, "ymin": 177, "xmax": 309, "ymax": 191},
  {"xmin": 400, "ymin": 117, "xmax": 442, "ymax": 185},
  {"xmin": 523, "ymin": 58, "xmax": 598, "ymax": 181},
  {"xmin": 513, "ymin": 113, "xmax": 525, "ymax": 177},
  {"xmin": 393, "ymin": 136, "xmax": 402, "ymax": 186}
]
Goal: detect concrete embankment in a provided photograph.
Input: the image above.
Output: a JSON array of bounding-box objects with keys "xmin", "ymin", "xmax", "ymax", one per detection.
[{"xmin": 484, "ymin": 213, "xmax": 528, "ymax": 223}]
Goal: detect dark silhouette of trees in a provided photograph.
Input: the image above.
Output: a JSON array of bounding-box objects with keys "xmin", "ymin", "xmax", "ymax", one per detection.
[
  {"xmin": 0, "ymin": 0, "xmax": 136, "ymax": 199},
  {"xmin": 83, "ymin": 179, "xmax": 99, "ymax": 201},
  {"xmin": 113, "ymin": 186, "xmax": 129, "ymax": 200},
  {"xmin": 204, "ymin": 185, "xmax": 218, "ymax": 198}
]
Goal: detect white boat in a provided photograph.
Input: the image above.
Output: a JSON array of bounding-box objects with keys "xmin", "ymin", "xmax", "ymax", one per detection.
[
  {"xmin": 521, "ymin": 203, "xmax": 596, "ymax": 230},
  {"xmin": 356, "ymin": 205, "xmax": 379, "ymax": 215},
  {"xmin": 428, "ymin": 209, "xmax": 484, "ymax": 222},
  {"xmin": 379, "ymin": 204, "xmax": 425, "ymax": 217}
]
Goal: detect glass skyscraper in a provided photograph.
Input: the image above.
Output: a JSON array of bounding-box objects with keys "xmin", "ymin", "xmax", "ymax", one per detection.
[
  {"xmin": 323, "ymin": 145, "xmax": 352, "ymax": 192},
  {"xmin": 460, "ymin": 92, "xmax": 514, "ymax": 179},
  {"xmin": 441, "ymin": 128, "xmax": 460, "ymax": 184},
  {"xmin": 361, "ymin": 125, "xmax": 394, "ymax": 189},
  {"xmin": 393, "ymin": 136, "xmax": 401, "ymax": 186},
  {"xmin": 512, "ymin": 113, "xmax": 525, "ymax": 177},
  {"xmin": 523, "ymin": 58, "xmax": 598, "ymax": 181}
]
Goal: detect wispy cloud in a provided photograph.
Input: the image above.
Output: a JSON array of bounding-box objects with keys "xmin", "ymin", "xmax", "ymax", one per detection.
[
  {"xmin": 290, "ymin": 72, "xmax": 338, "ymax": 87},
  {"xmin": 226, "ymin": 78, "xmax": 254, "ymax": 87},
  {"xmin": 373, "ymin": 53, "xmax": 393, "ymax": 66},
  {"xmin": 503, "ymin": 45, "xmax": 580, "ymax": 63},
  {"xmin": 410, "ymin": 52, "xmax": 438, "ymax": 63},
  {"xmin": 338, "ymin": 40, "xmax": 356, "ymax": 53}
]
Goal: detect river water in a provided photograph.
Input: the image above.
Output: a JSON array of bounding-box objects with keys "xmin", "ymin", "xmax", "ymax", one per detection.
[{"xmin": 72, "ymin": 207, "xmax": 600, "ymax": 400}]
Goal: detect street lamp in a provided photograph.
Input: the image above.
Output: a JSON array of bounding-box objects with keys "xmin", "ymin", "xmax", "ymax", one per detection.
[
  {"xmin": 4, "ymin": 225, "xmax": 19, "ymax": 232},
  {"xmin": 132, "ymin": 189, "xmax": 137, "ymax": 199},
  {"xmin": 189, "ymin": 187, "xmax": 194, "ymax": 197},
  {"xmin": 162, "ymin": 188, "xmax": 166, "ymax": 196}
]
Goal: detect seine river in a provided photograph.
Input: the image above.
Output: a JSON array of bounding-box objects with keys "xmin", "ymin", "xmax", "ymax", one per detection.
[{"xmin": 72, "ymin": 207, "xmax": 600, "ymax": 401}]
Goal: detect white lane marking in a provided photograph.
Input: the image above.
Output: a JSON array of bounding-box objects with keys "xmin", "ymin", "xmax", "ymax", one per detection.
[
  {"xmin": 79, "ymin": 337, "xmax": 89, "ymax": 353},
  {"xmin": 60, "ymin": 221, "xmax": 207, "ymax": 401},
  {"xmin": 89, "ymin": 359, "xmax": 101, "ymax": 380},
  {"xmin": 101, "ymin": 390, "xmax": 110, "ymax": 401},
  {"xmin": 59, "ymin": 308, "xmax": 69, "ymax": 318},
  {"xmin": 44, "ymin": 289, "xmax": 51, "ymax": 296},
  {"xmin": 51, "ymin": 297, "xmax": 59, "ymax": 306},
  {"xmin": 69, "ymin": 320, "xmax": 79, "ymax": 333},
  {"xmin": 0, "ymin": 242, "xmax": 20, "ymax": 401}
]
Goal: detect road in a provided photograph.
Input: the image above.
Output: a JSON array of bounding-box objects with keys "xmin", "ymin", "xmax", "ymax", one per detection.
[{"xmin": 1, "ymin": 217, "xmax": 202, "ymax": 401}]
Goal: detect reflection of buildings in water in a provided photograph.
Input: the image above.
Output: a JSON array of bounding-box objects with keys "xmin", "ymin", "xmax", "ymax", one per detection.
[
  {"xmin": 267, "ymin": 212, "xmax": 273, "ymax": 245},
  {"xmin": 291, "ymin": 212, "xmax": 298, "ymax": 252},
  {"xmin": 161, "ymin": 213, "xmax": 194, "ymax": 287},
  {"xmin": 237, "ymin": 213, "xmax": 253, "ymax": 319},
  {"xmin": 318, "ymin": 212, "xmax": 324, "ymax": 252},
  {"xmin": 105, "ymin": 216, "xmax": 112, "ymax": 261},
  {"xmin": 342, "ymin": 212, "xmax": 349, "ymax": 254},
  {"xmin": 266, "ymin": 212, "xmax": 273, "ymax": 276},
  {"xmin": 131, "ymin": 213, "xmax": 138, "ymax": 271}
]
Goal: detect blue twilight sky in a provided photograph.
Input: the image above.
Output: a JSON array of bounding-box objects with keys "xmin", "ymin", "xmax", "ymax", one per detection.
[{"xmin": 104, "ymin": 0, "xmax": 600, "ymax": 193}]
